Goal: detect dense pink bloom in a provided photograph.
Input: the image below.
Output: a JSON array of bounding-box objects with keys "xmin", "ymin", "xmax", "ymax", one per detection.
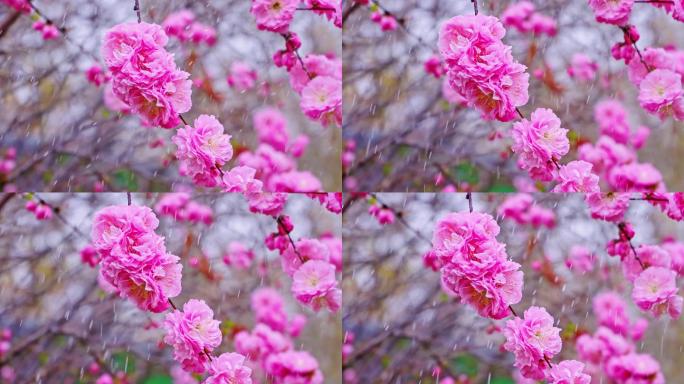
[
  {"xmin": 2, "ymin": 0, "xmax": 30, "ymax": 13},
  {"xmin": 300, "ymin": 76, "xmax": 342, "ymax": 127},
  {"xmin": 608, "ymin": 163, "xmax": 663, "ymax": 192},
  {"xmin": 86, "ymin": 65, "xmax": 110, "ymax": 87},
  {"xmin": 184, "ymin": 201, "xmax": 213, "ymax": 225},
  {"xmin": 605, "ymin": 353, "xmax": 665, "ymax": 384},
  {"xmin": 552, "ymin": 161, "xmax": 600, "ymax": 193},
  {"xmin": 250, "ymin": 0, "xmax": 298, "ymax": 32},
  {"xmin": 504, "ymin": 306, "xmax": 562, "ymax": 380},
  {"xmin": 269, "ymin": 171, "xmax": 323, "ymax": 192},
  {"xmin": 188, "ymin": 22, "xmax": 217, "ymax": 46},
  {"xmin": 638, "ymin": 69, "xmax": 684, "ymax": 120},
  {"xmin": 431, "ymin": 212, "xmax": 523, "ymax": 319},
  {"xmin": 101, "ymin": 22, "xmax": 192, "ymax": 128},
  {"xmin": 585, "ymin": 192, "xmax": 630, "ymax": 222},
  {"xmin": 91, "ymin": 205, "xmax": 182, "ymax": 312},
  {"xmin": 501, "ymin": 1, "xmax": 536, "ymax": 32},
  {"xmin": 223, "ymin": 241, "xmax": 254, "ymax": 270},
  {"xmin": 567, "ymin": 54, "xmax": 598, "ymax": 82},
  {"xmin": 162, "ymin": 10, "xmax": 195, "ymax": 40},
  {"xmin": 632, "ymin": 266, "xmax": 683, "ymax": 319},
  {"xmin": 247, "ymin": 192, "xmax": 287, "ymax": 216},
  {"xmin": 80, "ymin": 244, "xmax": 100, "ymax": 267},
  {"xmin": 222, "ymin": 166, "xmax": 263, "ymax": 194},
  {"xmin": 566, "ymin": 245, "xmax": 595, "ymax": 273},
  {"xmin": 103, "ymin": 83, "xmax": 131, "ymax": 113},
  {"xmin": 511, "ymin": 108, "xmax": 569, "ymax": 181},
  {"xmin": 265, "ymin": 351, "xmax": 324, "ymax": 384},
  {"xmin": 439, "ymin": 15, "xmax": 529, "ymax": 122},
  {"xmin": 497, "ymin": 194, "xmax": 555, "ymax": 228},
  {"xmin": 546, "ymin": 360, "xmax": 591, "ymax": 384},
  {"xmin": 155, "ymin": 193, "xmax": 191, "ymax": 220},
  {"xmin": 593, "ymin": 291, "xmax": 631, "ymax": 335},
  {"xmin": 163, "ymin": 299, "xmax": 222, "ymax": 373},
  {"xmin": 291, "ymin": 260, "xmax": 341, "ymax": 312},
  {"xmin": 235, "ymin": 323, "xmax": 292, "ymax": 361},
  {"xmin": 227, "ymin": 62, "xmax": 258, "ymax": 91},
  {"xmin": 588, "ymin": 0, "xmax": 635, "ymax": 25},
  {"xmin": 251, "ymin": 287, "xmax": 289, "ymax": 332},
  {"xmin": 173, "ymin": 114, "xmax": 233, "ymax": 187},
  {"xmin": 205, "ymin": 352, "xmax": 252, "ymax": 384},
  {"xmin": 594, "ymin": 100, "xmax": 631, "ymax": 145}
]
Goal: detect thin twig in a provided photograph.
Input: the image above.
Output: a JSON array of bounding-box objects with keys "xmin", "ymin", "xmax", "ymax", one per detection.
[
  {"xmin": 470, "ymin": 0, "xmax": 478, "ymax": 15},
  {"xmin": 133, "ymin": 0, "xmax": 142, "ymax": 23},
  {"xmin": 466, "ymin": 192, "xmax": 473, "ymax": 213}
]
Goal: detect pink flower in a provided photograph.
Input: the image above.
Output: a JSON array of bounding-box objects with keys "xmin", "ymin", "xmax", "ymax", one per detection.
[
  {"xmin": 566, "ymin": 245, "xmax": 595, "ymax": 273},
  {"xmin": 247, "ymin": 192, "xmax": 287, "ymax": 216},
  {"xmin": 103, "ymin": 83, "xmax": 131, "ymax": 113},
  {"xmin": 170, "ymin": 365, "xmax": 198, "ymax": 384},
  {"xmin": 268, "ymin": 171, "xmax": 323, "ymax": 192},
  {"xmin": 576, "ymin": 334, "xmax": 604, "ymax": 364},
  {"xmin": 545, "ymin": 360, "xmax": 591, "ymax": 384},
  {"xmin": 223, "ymin": 242, "xmax": 254, "ymax": 270},
  {"xmin": 593, "ymin": 291, "xmax": 631, "ymax": 335},
  {"xmin": 439, "ymin": 15, "xmax": 529, "ymax": 122},
  {"xmin": 424, "ymin": 55, "xmax": 444, "ymax": 78},
  {"xmin": 291, "ymin": 260, "xmax": 341, "ymax": 312},
  {"xmin": 622, "ymin": 245, "xmax": 671, "ymax": 282},
  {"xmin": 530, "ymin": 13, "xmax": 557, "ymax": 36},
  {"xmin": 91, "ymin": 205, "xmax": 182, "ymax": 312},
  {"xmin": 585, "ymin": 192, "xmax": 630, "ymax": 222},
  {"xmin": 222, "ymin": 166, "xmax": 263, "ymax": 194},
  {"xmin": 280, "ymin": 238, "xmax": 330, "ymax": 276},
  {"xmin": 34, "ymin": 203, "xmax": 53, "ymax": 220},
  {"xmin": 662, "ymin": 239, "xmax": 684, "ymax": 276},
  {"xmin": 552, "ymin": 161, "xmax": 600, "ymax": 193},
  {"xmin": 498, "ymin": 194, "xmax": 555, "ymax": 228},
  {"xmin": 33, "ymin": 21, "xmax": 60, "ymax": 40},
  {"xmin": 155, "ymin": 193, "xmax": 191, "ymax": 221},
  {"xmin": 503, "ymin": 306, "xmax": 562, "ymax": 380},
  {"xmin": 250, "ymin": 0, "xmax": 298, "ymax": 32},
  {"xmin": 431, "ymin": 212, "xmax": 523, "ymax": 319},
  {"xmin": 86, "ymin": 65, "xmax": 110, "ymax": 87},
  {"xmin": 567, "ymin": 54, "xmax": 598, "ymax": 82},
  {"xmin": 205, "ymin": 352, "xmax": 252, "ymax": 384},
  {"xmin": 265, "ymin": 351, "xmax": 324, "ymax": 384},
  {"xmin": 605, "ymin": 353, "xmax": 665, "ymax": 384},
  {"xmin": 632, "ymin": 266, "xmax": 683, "ymax": 319},
  {"xmin": 80, "ymin": 244, "xmax": 100, "ymax": 268},
  {"xmin": 288, "ymin": 54, "xmax": 341, "ymax": 94},
  {"xmin": 101, "ymin": 22, "xmax": 192, "ymax": 128},
  {"xmin": 235, "ymin": 324, "xmax": 292, "ymax": 361},
  {"xmin": 608, "ymin": 163, "xmax": 663, "ymax": 192},
  {"xmin": 368, "ymin": 204, "xmax": 395, "ymax": 225},
  {"xmin": 163, "ymin": 299, "xmax": 222, "ymax": 373},
  {"xmin": 305, "ymin": 0, "xmax": 341, "ymax": 27},
  {"xmin": 227, "ymin": 62, "xmax": 258, "ymax": 91},
  {"xmin": 511, "ymin": 108, "xmax": 569, "ymax": 182},
  {"xmin": 173, "ymin": 114, "xmax": 233, "ymax": 187},
  {"xmin": 588, "ymin": 0, "xmax": 635, "ymax": 25},
  {"xmin": 162, "ymin": 10, "xmax": 195, "ymax": 41},
  {"xmin": 638, "ymin": 69, "xmax": 684, "ymax": 120},
  {"xmin": 501, "ymin": 1, "xmax": 536, "ymax": 32},
  {"xmin": 2, "ymin": 0, "xmax": 31, "ymax": 13},
  {"xmin": 300, "ymin": 76, "xmax": 342, "ymax": 127},
  {"xmin": 188, "ymin": 23, "xmax": 216, "ymax": 46},
  {"xmin": 251, "ymin": 288, "xmax": 288, "ymax": 332},
  {"xmin": 594, "ymin": 100, "xmax": 631, "ymax": 145}
]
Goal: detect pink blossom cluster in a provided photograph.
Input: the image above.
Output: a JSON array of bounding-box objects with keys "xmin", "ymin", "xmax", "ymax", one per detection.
[
  {"xmin": 588, "ymin": 0, "xmax": 634, "ymax": 25},
  {"xmin": 1, "ymin": 0, "xmax": 30, "ymax": 13},
  {"xmin": 223, "ymin": 241, "xmax": 254, "ymax": 270},
  {"xmin": 25, "ymin": 199, "xmax": 53, "ymax": 220},
  {"xmin": 291, "ymin": 54, "xmax": 342, "ymax": 127},
  {"xmin": 611, "ymin": 26, "xmax": 640, "ymax": 64},
  {"xmin": 575, "ymin": 291, "xmax": 665, "ymax": 383},
  {"xmin": 236, "ymin": 108, "xmax": 324, "ymax": 192},
  {"xmin": 205, "ymin": 353, "xmax": 253, "ymax": 384},
  {"xmin": 0, "ymin": 328, "xmax": 11, "ymax": 360},
  {"xmin": 640, "ymin": 0, "xmax": 684, "ymax": 22},
  {"xmin": 424, "ymin": 55, "xmax": 445, "ymax": 79},
  {"xmin": 567, "ymin": 53, "xmax": 599, "ymax": 82},
  {"xmin": 306, "ymin": 0, "xmax": 342, "ymax": 28},
  {"xmin": 305, "ymin": 192, "xmax": 343, "ymax": 214},
  {"xmin": 501, "ymin": 1, "xmax": 557, "ymax": 36},
  {"xmin": 565, "ymin": 245, "xmax": 596, "ymax": 273},
  {"xmin": 370, "ymin": 9, "xmax": 398, "ymax": 31},
  {"xmin": 227, "ymin": 62, "xmax": 258, "ymax": 91},
  {"xmin": 503, "ymin": 306, "xmax": 564, "ymax": 380},
  {"xmin": 80, "ymin": 244, "xmax": 100, "ymax": 268},
  {"xmin": 498, "ymin": 194, "xmax": 555, "ymax": 229},
  {"xmin": 173, "ymin": 115, "xmax": 233, "ymax": 187},
  {"xmin": 0, "ymin": 147, "xmax": 16, "ymax": 175},
  {"xmin": 163, "ymin": 299, "xmax": 223, "ymax": 373},
  {"xmin": 438, "ymin": 15, "xmax": 529, "ymax": 122},
  {"xmin": 32, "ymin": 20, "xmax": 60, "ymax": 40},
  {"xmin": 91, "ymin": 205, "xmax": 182, "ymax": 313},
  {"xmin": 426, "ymin": 211, "xmax": 523, "ymax": 319},
  {"xmin": 154, "ymin": 192, "xmax": 213, "ymax": 225},
  {"xmin": 250, "ymin": 0, "xmax": 299, "ymax": 33},
  {"xmin": 85, "ymin": 64, "xmax": 111, "ymax": 87},
  {"xmin": 368, "ymin": 202, "xmax": 395, "ymax": 225},
  {"xmin": 101, "ymin": 22, "xmax": 192, "ymax": 128},
  {"xmin": 235, "ymin": 288, "xmax": 324, "ymax": 383},
  {"xmin": 162, "ymin": 10, "xmax": 217, "ymax": 46}
]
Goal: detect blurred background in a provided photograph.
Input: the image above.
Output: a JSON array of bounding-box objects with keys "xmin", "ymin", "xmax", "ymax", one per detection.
[
  {"xmin": 0, "ymin": 192, "xmax": 342, "ymax": 383},
  {"xmin": 342, "ymin": 0, "xmax": 684, "ymax": 192},
  {"xmin": 343, "ymin": 193, "xmax": 684, "ymax": 383},
  {"xmin": 0, "ymin": 0, "xmax": 342, "ymax": 191}
]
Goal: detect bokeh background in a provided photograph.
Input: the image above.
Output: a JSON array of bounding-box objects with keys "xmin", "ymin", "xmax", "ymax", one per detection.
[
  {"xmin": 342, "ymin": 1, "xmax": 684, "ymax": 191},
  {"xmin": 343, "ymin": 193, "xmax": 684, "ymax": 383},
  {"xmin": 0, "ymin": 0, "xmax": 342, "ymax": 191},
  {"xmin": 0, "ymin": 192, "xmax": 342, "ymax": 383}
]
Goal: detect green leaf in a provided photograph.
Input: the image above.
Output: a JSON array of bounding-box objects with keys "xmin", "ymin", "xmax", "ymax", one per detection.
[
  {"xmin": 487, "ymin": 182, "xmax": 516, "ymax": 192},
  {"xmin": 382, "ymin": 163, "xmax": 392, "ymax": 177},
  {"xmin": 112, "ymin": 169, "xmax": 139, "ymax": 191},
  {"xmin": 381, "ymin": 355, "xmax": 391, "ymax": 368},
  {"xmin": 112, "ymin": 351, "xmax": 136, "ymax": 374},
  {"xmin": 490, "ymin": 377, "xmax": 516, "ymax": 384},
  {"xmin": 454, "ymin": 162, "xmax": 479, "ymax": 185},
  {"xmin": 451, "ymin": 354, "xmax": 478, "ymax": 377},
  {"xmin": 142, "ymin": 374, "xmax": 172, "ymax": 384}
]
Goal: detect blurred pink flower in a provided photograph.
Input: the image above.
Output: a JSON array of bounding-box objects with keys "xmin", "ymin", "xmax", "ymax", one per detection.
[
  {"xmin": 632, "ymin": 266, "xmax": 683, "ymax": 319},
  {"xmin": 205, "ymin": 352, "xmax": 252, "ymax": 384}
]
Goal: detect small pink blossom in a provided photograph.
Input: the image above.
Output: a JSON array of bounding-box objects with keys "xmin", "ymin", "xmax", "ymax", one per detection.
[
  {"xmin": 85, "ymin": 65, "xmax": 110, "ymax": 87},
  {"xmin": 567, "ymin": 54, "xmax": 598, "ymax": 82},
  {"xmin": 227, "ymin": 62, "xmax": 258, "ymax": 91},
  {"xmin": 222, "ymin": 166, "xmax": 263, "ymax": 194},
  {"xmin": 2, "ymin": 0, "xmax": 30, "ymax": 13},
  {"xmin": 80, "ymin": 244, "xmax": 100, "ymax": 268},
  {"xmin": 250, "ymin": 0, "xmax": 298, "ymax": 33},
  {"xmin": 291, "ymin": 260, "xmax": 341, "ymax": 312},
  {"xmin": 566, "ymin": 245, "xmax": 595, "ymax": 273},
  {"xmin": 545, "ymin": 360, "xmax": 591, "ymax": 384},
  {"xmin": 424, "ymin": 55, "xmax": 444, "ymax": 78},
  {"xmin": 588, "ymin": 0, "xmax": 635, "ymax": 25},
  {"xmin": 594, "ymin": 100, "xmax": 631, "ymax": 145},
  {"xmin": 265, "ymin": 351, "xmax": 324, "ymax": 384},
  {"xmin": 163, "ymin": 299, "xmax": 222, "ymax": 373},
  {"xmin": 368, "ymin": 204, "xmax": 395, "ymax": 225},
  {"xmin": 632, "ymin": 266, "xmax": 683, "ymax": 319},
  {"xmin": 205, "ymin": 352, "xmax": 253, "ymax": 384},
  {"xmin": 593, "ymin": 291, "xmax": 631, "ymax": 335},
  {"xmin": 511, "ymin": 108, "xmax": 569, "ymax": 182},
  {"xmin": 247, "ymin": 192, "xmax": 287, "ymax": 216},
  {"xmin": 638, "ymin": 69, "xmax": 684, "ymax": 120},
  {"xmin": 300, "ymin": 76, "xmax": 342, "ymax": 127},
  {"xmin": 605, "ymin": 353, "xmax": 665, "ymax": 384},
  {"xmin": 552, "ymin": 161, "xmax": 600, "ymax": 193},
  {"xmin": 223, "ymin": 242, "xmax": 254, "ymax": 270},
  {"xmin": 585, "ymin": 192, "xmax": 630, "ymax": 222},
  {"xmin": 608, "ymin": 163, "xmax": 663, "ymax": 192}
]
